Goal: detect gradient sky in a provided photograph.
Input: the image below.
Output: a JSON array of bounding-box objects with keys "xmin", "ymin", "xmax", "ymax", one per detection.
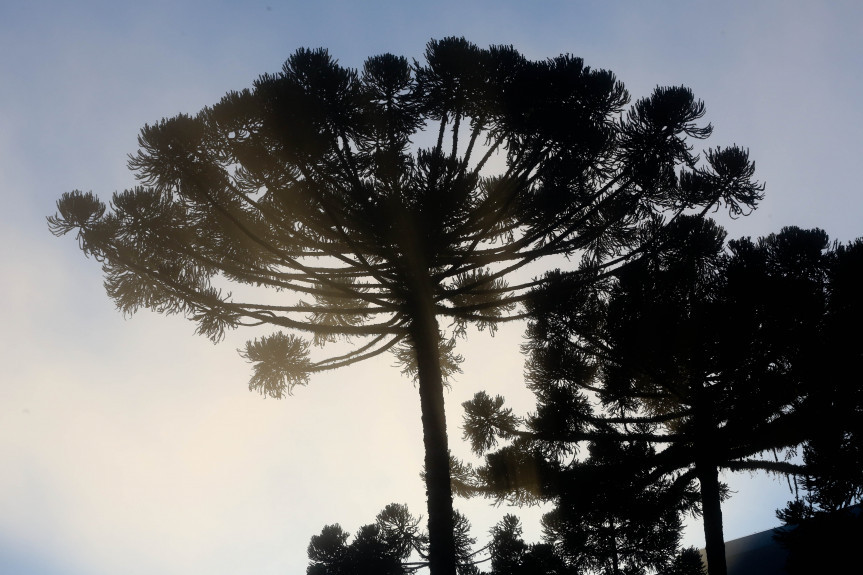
[{"xmin": 2, "ymin": 2, "xmax": 862, "ymax": 574}]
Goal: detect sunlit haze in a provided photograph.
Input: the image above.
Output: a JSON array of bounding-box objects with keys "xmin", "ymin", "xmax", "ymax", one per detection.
[{"xmin": 2, "ymin": 2, "xmax": 861, "ymax": 574}]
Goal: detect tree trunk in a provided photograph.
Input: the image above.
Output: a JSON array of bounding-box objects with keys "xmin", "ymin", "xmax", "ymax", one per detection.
[
  {"xmin": 410, "ymin": 290, "xmax": 457, "ymax": 575},
  {"xmin": 694, "ymin": 381, "xmax": 727, "ymax": 575},
  {"xmin": 697, "ymin": 462, "xmax": 727, "ymax": 575}
]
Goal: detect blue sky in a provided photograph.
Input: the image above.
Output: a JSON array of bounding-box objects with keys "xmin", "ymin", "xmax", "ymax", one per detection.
[{"xmin": 2, "ymin": 2, "xmax": 862, "ymax": 574}]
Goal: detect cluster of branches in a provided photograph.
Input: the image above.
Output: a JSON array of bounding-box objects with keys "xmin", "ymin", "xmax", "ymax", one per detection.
[
  {"xmin": 459, "ymin": 217, "xmax": 863, "ymax": 575},
  {"xmin": 306, "ymin": 503, "xmax": 479, "ymax": 575},
  {"xmin": 307, "ymin": 503, "xmax": 705, "ymax": 575},
  {"xmin": 46, "ymin": 40, "xmax": 759, "ymax": 394},
  {"xmin": 49, "ymin": 38, "xmax": 763, "ymax": 575},
  {"xmin": 303, "ymin": 503, "xmax": 572, "ymax": 575}
]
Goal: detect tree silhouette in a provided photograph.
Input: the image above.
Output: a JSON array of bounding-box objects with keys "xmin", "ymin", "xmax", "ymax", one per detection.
[
  {"xmin": 772, "ymin": 238, "xmax": 863, "ymax": 575},
  {"xmin": 306, "ymin": 503, "xmax": 481, "ymax": 575},
  {"xmin": 487, "ymin": 514, "xmax": 569, "ymax": 575},
  {"xmin": 665, "ymin": 547, "xmax": 708, "ymax": 575},
  {"xmin": 463, "ymin": 218, "xmax": 844, "ymax": 575},
  {"xmin": 794, "ymin": 238, "xmax": 863, "ymax": 512},
  {"xmin": 48, "ymin": 38, "xmax": 761, "ymax": 574},
  {"xmin": 308, "ymin": 504, "xmax": 576, "ymax": 575}
]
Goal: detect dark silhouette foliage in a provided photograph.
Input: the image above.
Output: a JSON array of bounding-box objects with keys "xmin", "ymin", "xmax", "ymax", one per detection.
[
  {"xmin": 462, "ymin": 218, "xmax": 856, "ymax": 575},
  {"xmin": 793, "ymin": 239, "xmax": 863, "ymax": 512},
  {"xmin": 306, "ymin": 504, "xmax": 479, "ymax": 575},
  {"xmin": 488, "ymin": 515, "xmax": 570, "ymax": 575},
  {"xmin": 663, "ymin": 547, "xmax": 707, "ymax": 575},
  {"xmin": 309, "ymin": 505, "xmax": 577, "ymax": 575},
  {"xmin": 306, "ymin": 505, "xmax": 425, "ymax": 575},
  {"xmin": 771, "ymin": 238, "xmax": 863, "ymax": 575},
  {"xmin": 538, "ymin": 438, "xmax": 698, "ymax": 575},
  {"xmin": 49, "ymin": 38, "xmax": 760, "ymax": 575}
]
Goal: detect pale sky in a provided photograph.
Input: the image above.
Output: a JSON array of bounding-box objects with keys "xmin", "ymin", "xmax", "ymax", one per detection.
[{"xmin": 2, "ymin": 2, "xmax": 862, "ymax": 574}]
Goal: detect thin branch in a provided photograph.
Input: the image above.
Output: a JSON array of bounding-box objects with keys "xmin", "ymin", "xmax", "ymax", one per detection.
[{"xmin": 311, "ymin": 333, "xmax": 404, "ymax": 371}]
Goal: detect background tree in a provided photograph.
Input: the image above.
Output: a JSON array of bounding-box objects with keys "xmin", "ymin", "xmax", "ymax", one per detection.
[
  {"xmin": 307, "ymin": 503, "xmax": 481, "ymax": 575},
  {"xmin": 665, "ymin": 548, "xmax": 708, "ymax": 575},
  {"xmin": 487, "ymin": 514, "xmax": 569, "ymax": 575},
  {"xmin": 772, "ymin": 238, "xmax": 863, "ymax": 575},
  {"xmin": 308, "ymin": 505, "xmax": 574, "ymax": 575},
  {"xmin": 49, "ymin": 38, "xmax": 760, "ymax": 575},
  {"xmin": 307, "ymin": 504, "xmax": 424, "ymax": 575},
  {"xmin": 462, "ymin": 217, "xmax": 845, "ymax": 575}
]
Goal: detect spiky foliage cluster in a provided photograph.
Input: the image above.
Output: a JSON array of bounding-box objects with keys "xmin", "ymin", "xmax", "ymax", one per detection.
[
  {"xmin": 462, "ymin": 217, "xmax": 861, "ymax": 575},
  {"xmin": 308, "ymin": 504, "xmax": 574, "ymax": 575},
  {"xmin": 487, "ymin": 514, "xmax": 569, "ymax": 575},
  {"xmin": 306, "ymin": 503, "xmax": 479, "ymax": 575},
  {"xmin": 309, "ymin": 503, "xmax": 707, "ymax": 575},
  {"xmin": 49, "ymin": 39, "xmax": 759, "ymax": 388}
]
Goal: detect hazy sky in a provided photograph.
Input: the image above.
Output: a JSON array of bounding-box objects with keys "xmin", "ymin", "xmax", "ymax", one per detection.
[{"xmin": 2, "ymin": 2, "xmax": 862, "ymax": 574}]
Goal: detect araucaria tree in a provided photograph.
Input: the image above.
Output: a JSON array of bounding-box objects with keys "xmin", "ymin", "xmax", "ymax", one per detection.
[
  {"xmin": 49, "ymin": 38, "xmax": 761, "ymax": 575},
  {"xmin": 462, "ymin": 218, "xmax": 844, "ymax": 575}
]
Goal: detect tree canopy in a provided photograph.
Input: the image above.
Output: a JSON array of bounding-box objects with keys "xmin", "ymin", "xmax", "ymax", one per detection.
[
  {"xmin": 772, "ymin": 238, "xmax": 863, "ymax": 575},
  {"xmin": 306, "ymin": 502, "xmax": 706, "ymax": 575},
  {"xmin": 791, "ymin": 238, "xmax": 863, "ymax": 512},
  {"xmin": 305, "ymin": 503, "xmax": 476, "ymax": 575},
  {"xmin": 49, "ymin": 38, "xmax": 761, "ymax": 575},
  {"xmin": 462, "ymin": 218, "xmax": 856, "ymax": 575},
  {"xmin": 306, "ymin": 504, "xmax": 566, "ymax": 575}
]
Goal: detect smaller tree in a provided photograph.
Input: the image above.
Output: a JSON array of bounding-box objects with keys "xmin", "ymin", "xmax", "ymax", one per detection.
[
  {"xmin": 307, "ymin": 503, "xmax": 480, "ymax": 575},
  {"xmin": 488, "ymin": 515, "xmax": 570, "ymax": 575},
  {"xmin": 308, "ymin": 523, "xmax": 404, "ymax": 575},
  {"xmin": 664, "ymin": 548, "xmax": 707, "ymax": 575}
]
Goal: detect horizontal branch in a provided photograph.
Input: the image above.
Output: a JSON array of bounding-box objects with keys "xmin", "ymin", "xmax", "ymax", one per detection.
[
  {"xmin": 721, "ymin": 459, "xmax": 807, "ymax": 476},
  {"xmin": 312, "ymin": 333, "xmax": 404, "ymax": 371}
]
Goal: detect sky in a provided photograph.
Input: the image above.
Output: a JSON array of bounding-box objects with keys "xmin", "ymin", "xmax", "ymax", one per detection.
[{"xmin": 1, "ymin": 1, "xmax": 862, "ymax": 574}]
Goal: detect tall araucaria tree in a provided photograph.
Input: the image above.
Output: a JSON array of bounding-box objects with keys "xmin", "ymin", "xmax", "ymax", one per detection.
[{"xmin": 48, "ymin": 38, "xmax": 761, "ymax": 575}]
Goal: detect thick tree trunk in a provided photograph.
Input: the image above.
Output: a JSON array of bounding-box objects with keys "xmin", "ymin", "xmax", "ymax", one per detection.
[
  {"xmin": 410, "ymin": 291, "xmax": 457, "ymax": 575},
  {"xmin": 697, "ymin": 462, "xmax": 727, "ymax": 575},
  {"xmin": 693, "ymin": 380, "xmax": 726, "ymax": 575}
]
